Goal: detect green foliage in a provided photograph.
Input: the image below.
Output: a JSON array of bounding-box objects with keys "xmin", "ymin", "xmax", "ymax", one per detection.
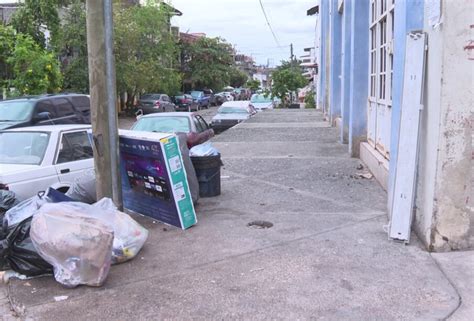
[
  {"xmin": 270, "ymin": 60, "xmax": 307, "ymax": 105},
  {"xmin": 228, "ymin": 67, "xmax": 248, "ymax": 88},
  {"xmin": 114, "ymin": 1, "xmax": 181, "ymax": 104},
  {"xmin": 246, "ymin": 79, "xmax": 260, "ymax": 92},
  {"xmin": 9, "ymin": 0, "xmax": 64, "ymax": 49},
  {"xmin": 60, "ymin": 0, "xmax": 89, "ymax": 93},
  {"xmin": 0, "ymin": 25, "xmax": 16, "ymax": 89},
  {"xmin": 7, "ymin": 34, "xmax": 62, "ymax": 95},
  {"xmin": 304, "ymin": 90, "xmax": 316, "ymax": 108},
  {"xmin": 186, "ymin": 37, "xmax": 234, "ymax": 90}
]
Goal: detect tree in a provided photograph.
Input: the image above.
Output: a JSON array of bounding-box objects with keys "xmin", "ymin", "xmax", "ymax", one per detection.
[
  {"xmin": 270, "ymin": 60, "xmax": 307, "ymax": 106},
  {"xmin": 229, "ymin": 67, "xmax": 248, "ymax": 88},
  {"xmin": 0, "ymin": 25, "xmax": 16, "ymax": 91},
  {"xmin": 7, "ymin": 34, "xmax": 62, "ymax": 95},
  {"xmin": 60, "ymin": 0, "xmax": 89, "ymax": 93},
  {"xmin": 186, "ymin": 37, "xmax": 234, "ymax": 90},
  {"xmin": 9, "ymin": 0, "xmax": 66, "ymax": 49},
  {"xmin": 114, "ymin": 1, "xmax": 181, "ymax": 109},
  {"xmin": 304, "ymin": 90, "xmax": 316, "ymax": 108},
  {"xmin": 246, "ymin": 79, "xmax": 260, "ymax": 92}
]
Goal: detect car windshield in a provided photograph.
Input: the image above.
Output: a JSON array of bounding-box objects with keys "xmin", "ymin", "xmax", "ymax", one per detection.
[
  {"xmin": 218, "ymin": 107, "xmax": 249, "ymax": 114},
  {"xmin": 132, "ymin": 116, "xmax": 191, "ymax": 133},
  {"xmin": 0, "ymin": 100, "xmax": 34, "ymax": 122},
  {"xmin": 141, "ymin": 94, "xmax": 161, "ymax": 100},
  {"xmin": 0, "ymin": 131, "xmax": 50, "ymax": 165},
  {"xmin": 190, "ymin": 91, "xmax": 202, "ymax": 99},
  {"xmin": 251, "ymin": 95, "xmax": 272, "ymax": 103}
]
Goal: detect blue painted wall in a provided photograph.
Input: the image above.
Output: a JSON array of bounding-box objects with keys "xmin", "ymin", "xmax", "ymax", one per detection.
[
  {"xmin": 348, "ymin": 0, "xmax": 369, "ymax": 157},
  {"xmin": 387, "ymin": 0, "xmax": 425, "ymax": 209},
  {"xmin": 329, "ymin": 0, "xmax": 342, "ymax": 121},
  {"xmin": 340, "ymin": 0, "xmax": 352, "ymax": 144},
  {"xmin": 318, "ymin": 0, "xmax": 330, "ymax": 112}
]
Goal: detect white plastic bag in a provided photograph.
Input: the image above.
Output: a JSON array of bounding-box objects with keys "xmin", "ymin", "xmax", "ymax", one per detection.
[
  {"xmin": 65, "ymin": 169, "xmax": 97, "ymax": 204},
  {"xmin": 92, "ymin": 198, "xmax": 148, "ymax": 264},
  {"xmin": 30, "ymin": 203, "xmax": 114, "ymax": 287},
  {"xmin": 189, "ymin": 142, "xmax": 219, "ymax": 157},
  {"xmin": 4, "ymin": 195, "xmax": 45, "ymax": 228}
]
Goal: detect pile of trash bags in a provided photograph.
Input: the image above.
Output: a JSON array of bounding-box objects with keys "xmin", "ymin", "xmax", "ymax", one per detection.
[{"xmin": 0, "ymin": 189, "xmax": 148, "ymax": 288}]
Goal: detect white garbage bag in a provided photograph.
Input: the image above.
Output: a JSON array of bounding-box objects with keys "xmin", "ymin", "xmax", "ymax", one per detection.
[
  {"xmin": 30, "ymin": 203, "xmax": 114, "ymax": 287},
  {"xmin": 92, "ymin": 198, "xmax": 149, "ymax": 264}
]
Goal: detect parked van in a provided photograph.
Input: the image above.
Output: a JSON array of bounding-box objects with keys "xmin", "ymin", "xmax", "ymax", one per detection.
[{"xmin": 0, "ymin": 94, "xmax": 91, "ymax": 130}]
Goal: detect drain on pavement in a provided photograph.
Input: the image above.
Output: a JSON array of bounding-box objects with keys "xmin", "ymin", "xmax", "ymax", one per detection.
[{"xmin": 247, "ymin": 220, "xmax": 273, "ymax": 229}]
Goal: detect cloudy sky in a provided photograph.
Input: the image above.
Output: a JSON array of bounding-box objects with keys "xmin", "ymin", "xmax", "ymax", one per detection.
[{"xmin": 170, "ymin": 0, "xmax": 317, "ymax": 67}]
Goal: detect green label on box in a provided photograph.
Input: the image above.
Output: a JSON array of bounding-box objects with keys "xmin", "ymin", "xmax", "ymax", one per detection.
[{"xmin": 162, "ymin": 136, "xmax": 197, "ymax": 229}]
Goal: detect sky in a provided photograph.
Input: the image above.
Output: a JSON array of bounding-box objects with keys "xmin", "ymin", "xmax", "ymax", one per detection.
[{"xmin": 170, "ymin": 0, "xmax": 317, "ymax": 67}]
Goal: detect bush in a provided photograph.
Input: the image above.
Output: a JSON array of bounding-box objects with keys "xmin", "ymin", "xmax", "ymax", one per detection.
[{"xmin": 304, "ymin": 90, "xmax": 316, "ymax": 108}]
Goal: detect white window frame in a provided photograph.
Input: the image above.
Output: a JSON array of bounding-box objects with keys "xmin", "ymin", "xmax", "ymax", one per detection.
[{"xmin": 369, "ymin": 0, "xmax": 395, "ymax": 106}]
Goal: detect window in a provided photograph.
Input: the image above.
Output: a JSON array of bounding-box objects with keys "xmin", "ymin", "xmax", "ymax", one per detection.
[
  {"xmin": 132, "ymin": 116, "xmax": 191, "ymax": 133},
  {"xmin": 54, "ymin": 98, "xmax": 75, "ymax": 117},
  {"xmin": 193, "ymin": 116, "xmax": 204, "ymax": 132},
  {"xmin": 56, "ymin": 131, "xmax": 93, "ymax": 164},
  {"xmin": 71, "ymin": 96, "xmax": 90, "ymax": 113},
  {"xmin": 35, "ymin": 100, "xmax": 57, "ymax": 118},
  {"xmin": 196, "ymin": 115, "xmax": 209, "ymax": 132},
  {"xmin": 369, "ymin": 0, "xmax": 394, "ymax": 103},
  {"xmin": 0, "ymin": 132, "xmax": 50, "ymax": 165},
  {"xmin": 162, "ymin": 95, "xmax": 169, "ymax": 102}
]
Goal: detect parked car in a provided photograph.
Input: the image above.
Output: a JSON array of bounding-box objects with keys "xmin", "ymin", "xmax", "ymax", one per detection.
[
  {"xmin": 174, "ymin": 94, "xmax": 200, "ymax": 112},
  {"xmin": 0, "ymin": 125, "xmax": 94, "ymax": 201},
  {"xmin": 250, "ymin": 93, "xmax": 276, "ymax": 111},
  {"xmin": 132, "ymin": 112, "xmax": 214, "ymax": 148},
  {"xmin": 0, "ymin": 94, "xmax": 90, "ymax": 130},
  {"xmin": 210, "ymin": 101, "xmax": 255, "ymax": 133},
  {"xmin": 216, "ymin": 92, "xmax": 234, "ymax": 103},
  {"xmin": 190, "ymin": 91, "xmax": 210, "ymax": 109},
  {"xmin": 137, "ymin": 93, "xmax": 175, "ymax": 114},
  {"xmin": 233, "ymin": 88, "xmax": 251, "ymax": 100}
]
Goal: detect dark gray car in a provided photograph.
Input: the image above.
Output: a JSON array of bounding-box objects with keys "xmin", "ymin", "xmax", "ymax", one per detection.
[
  {"xmin": 137, "ymin": 93, "xmax": 175, "ymax": 114},
  {"xmin": 0, "ymin": 94, "xmax": 90, "ymax": 130}
]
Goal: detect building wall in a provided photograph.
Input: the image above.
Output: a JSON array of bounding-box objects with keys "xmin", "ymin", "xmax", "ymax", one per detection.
[
  {"xmin": 414, "ymin": 0, "xmax": 473, "ymax": 251},
  {"xmin": 387, "ymin": 0, "xmax": 425, "ymax": 215},
  {"xmin": 313, "ymin": 0, "xmax": 473, "ymax": 251},
  {"xmin": 329, "ymin": 0, "xmax": 342, "ymax": 122},
  {"xmin": 348, "ymin": 0, "xmax": 369, "ymax": 157},
  {"xmin": 340, "ymin": 0, "xmax": 351, "ymax": 144}
]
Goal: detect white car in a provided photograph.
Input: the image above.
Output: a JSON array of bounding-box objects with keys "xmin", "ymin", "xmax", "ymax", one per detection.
[
  {"xmin": 0, "ymin": 125, "xmax": 94, "ymax": 201},
  {"xmin": 250, "ymin": 93, "xmax": 276, "ymax": 111},
  {"xmin": 210, "ymin": 101, "xmax": 256, "ymax": 133}
]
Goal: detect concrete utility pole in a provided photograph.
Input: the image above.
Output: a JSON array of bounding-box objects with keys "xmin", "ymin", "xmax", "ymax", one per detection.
[{"xmin": 86, "ymin": 0, "xmax": 123, "ymax": 209}]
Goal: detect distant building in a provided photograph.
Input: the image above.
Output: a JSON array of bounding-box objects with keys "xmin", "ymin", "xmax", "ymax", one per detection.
[{"xmin": 0, "ymin": 1, "xmax": 20, "ymax": 24}]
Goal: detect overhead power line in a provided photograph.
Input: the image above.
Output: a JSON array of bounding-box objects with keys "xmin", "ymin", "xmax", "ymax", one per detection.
[{"xmin": 258, "ymin": 0, "xmax": 282, "ymax": 49}]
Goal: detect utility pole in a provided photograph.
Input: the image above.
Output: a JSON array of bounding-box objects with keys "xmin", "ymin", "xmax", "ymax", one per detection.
[
  {"xmin": 290, "ymin": 43, "xmax": 294, "ymax": 61},
  {"xmin": 86, "ymin": 0, "xmax": 123, "ymax": 209}
]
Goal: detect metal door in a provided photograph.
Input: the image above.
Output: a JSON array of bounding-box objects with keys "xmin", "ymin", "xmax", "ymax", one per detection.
[{"xmin": 367, "ymin": 0, "xmax": 394, "ymax": 159}]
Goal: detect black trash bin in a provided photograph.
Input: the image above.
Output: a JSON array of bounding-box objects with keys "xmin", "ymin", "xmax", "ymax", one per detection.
[{"xmin": 191, "ymin": 154, "xmax": 223, "ymax": 197}]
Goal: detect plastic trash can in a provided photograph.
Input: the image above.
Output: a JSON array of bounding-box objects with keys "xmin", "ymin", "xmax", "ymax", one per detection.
[{"xmin": 191, "ymin": 154, "xmax": 223, "ymax": 197}]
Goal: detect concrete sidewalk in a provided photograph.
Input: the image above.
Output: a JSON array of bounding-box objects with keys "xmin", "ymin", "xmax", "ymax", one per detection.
[{"xmin": 2, "ymin": 109, "xmax": 469, "ymax": 320}]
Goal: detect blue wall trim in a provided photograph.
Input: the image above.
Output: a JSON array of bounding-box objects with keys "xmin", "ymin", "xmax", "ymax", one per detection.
[
  {"xmin": 341, "ymin": 0, "xmax": 352, "ymax": 143},
  {"xmin": 329, "ymin": 0, "xmax": 342, "ymax": 120},
  {"xmin": 348, "ymin": 0, "xmax": 370, "ymax": 156},
  {"xmin": 388, "ymin": 0, "xmax": 425, "ymax": 208}
]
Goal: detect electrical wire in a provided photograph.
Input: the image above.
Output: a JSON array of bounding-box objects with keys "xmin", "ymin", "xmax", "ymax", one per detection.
[{"xmin": 258, "ymin": 0, "xmax": 282, "ymax": 49}]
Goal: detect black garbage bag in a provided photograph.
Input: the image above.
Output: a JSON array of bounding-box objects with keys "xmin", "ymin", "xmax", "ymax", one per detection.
[
  {"xmin": 0, "ymin": 190, "xmax": 19, "ymax": 212},
  {"xmin": 0, "ymin": 217, "xmax": 53, "ymax": 276}
]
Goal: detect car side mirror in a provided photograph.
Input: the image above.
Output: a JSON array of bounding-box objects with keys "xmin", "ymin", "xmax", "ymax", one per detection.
[{"xmin": 34, "ymin": 112, "xmax": 51, "ymax": 122}]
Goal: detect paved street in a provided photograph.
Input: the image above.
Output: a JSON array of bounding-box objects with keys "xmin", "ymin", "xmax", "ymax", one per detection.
[{"xmin": 2, "ymin": 109, "xmax": 470, "ymax": 320}]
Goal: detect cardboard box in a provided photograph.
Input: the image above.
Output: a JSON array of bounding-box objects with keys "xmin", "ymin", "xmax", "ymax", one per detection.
[{"xmin": 119, "ymin": 130, "xmax": 197, "ymax": 229}]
